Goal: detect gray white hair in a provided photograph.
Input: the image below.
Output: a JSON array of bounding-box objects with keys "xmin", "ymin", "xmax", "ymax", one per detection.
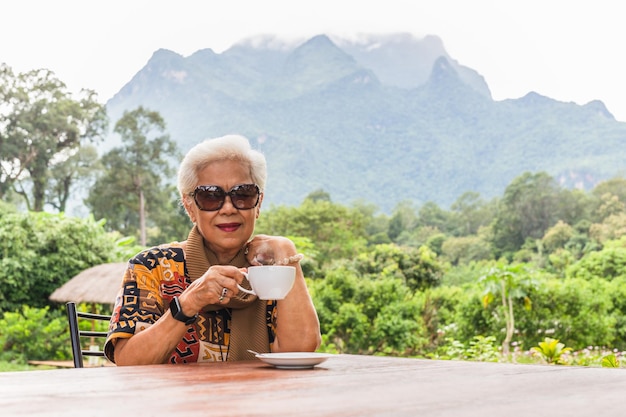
[{"xmin": 177, "ymin": 134, "xmax": 267, "ymax": 199}]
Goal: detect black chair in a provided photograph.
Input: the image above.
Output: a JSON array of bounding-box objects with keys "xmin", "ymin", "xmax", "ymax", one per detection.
[{"xmin": 66, "ymin": 301, "xmax": 111, "ymax": 368}]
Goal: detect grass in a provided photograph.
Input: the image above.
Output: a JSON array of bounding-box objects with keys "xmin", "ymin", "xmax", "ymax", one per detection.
[
  {"xmin": 0, "ymin": 360, "xmax": 59, "ymax": 372},
  {"xmin": 0, "ymin": 361, "xmax": 35, "ymax": 372}
]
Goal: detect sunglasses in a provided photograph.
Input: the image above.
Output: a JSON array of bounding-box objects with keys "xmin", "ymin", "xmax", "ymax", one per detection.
[{"xmin": 190, "ymin": 183, "xmax": 260, "ymax": 211}]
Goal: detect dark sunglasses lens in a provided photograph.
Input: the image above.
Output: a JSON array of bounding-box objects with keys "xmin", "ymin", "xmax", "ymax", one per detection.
[
  {"xmin": 194, "ymin": 187, "xmax": 225, "ymax": 211},
  {"xmin": 230, "ymin": 184, "xmax": 259, "ymax": 209}
]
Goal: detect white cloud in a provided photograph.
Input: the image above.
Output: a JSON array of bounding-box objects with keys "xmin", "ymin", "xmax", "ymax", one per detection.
[{"xmin": 1, "ymin": 0, "xmax": 625, "ymax": 120}]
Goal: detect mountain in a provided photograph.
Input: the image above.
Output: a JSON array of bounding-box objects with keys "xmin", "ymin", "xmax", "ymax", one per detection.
[{"xmin": 105, "ymin": 33, "xmax": 626, "ymax": 213}]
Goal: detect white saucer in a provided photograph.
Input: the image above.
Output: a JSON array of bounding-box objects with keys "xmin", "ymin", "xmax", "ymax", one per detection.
[{"xmin": 254, "ymin": 352, "xmax": 333, "ymax": 369}]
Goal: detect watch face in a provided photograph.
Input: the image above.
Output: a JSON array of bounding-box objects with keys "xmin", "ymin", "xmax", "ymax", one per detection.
[{"xmin": 171, "ymin": 296, "xmax": 196, "ymax": 325}]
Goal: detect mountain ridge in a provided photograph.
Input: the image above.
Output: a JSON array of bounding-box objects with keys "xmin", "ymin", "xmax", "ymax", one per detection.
[{"xmin": 105, "ymin": 33, "xmax": 626, "ymax": 213}]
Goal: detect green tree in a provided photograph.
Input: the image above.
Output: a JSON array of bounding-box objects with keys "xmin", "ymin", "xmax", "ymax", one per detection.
[
  {"xmin": 566, "ymin": 238, "xmax": 626, "ymax": 281},
  {"xmin": 417, "ymin": 201, "xmax": 452, "ymax": 233},
  {"xmin": 388, "ymin": 200, "xmax": 418, "ymax": 241},
  {"xmin": 519, "ymin": 276, "xmax": 617, "ymax": 350},
  {"xmin": 589, "ymin": 213, "xmax": 626, "ymax": 244},
  {"xmin": 557, "ymin": 188, "xmax": 594, "ymax": 228},
  {"xmin": 592, "ymin": 177, "xmax": 626, "ymax": 207},
  {"xmin": 305, "ymin": 188, "xmax": 331, "ymax": 202},
  {"xmin": 441, "ymin": 234, "xmax": 493, "ymax": 266},
  {"xmin": 310, "ymin": 262, "xmax": 424, "ymax": 355},
  {"xmin": 47, "ymin": 145, "xmax": 101, "ymax": 212},
  {"xmin": 86, "ymin": 107, "xmax": 183, "ymax": 246},
  {"xmin": 491, "ymin": 172, "xmax": 563, "ymax": 257},
  {"xmin": 0, "ymin": 64, "xmax": 107, "ymax": 211},
  {"xmin": 0, "ymin": 209, "xmax": 115, "ymax": 312},
  {"xmin": 596, "ymin": 193, "xmax": 626, "ymax": 221},
  {"xmin": 396, "ymin": 225, "xmax": 441, "ymax": 249},
  {"xmin": 353, "ymin": 243, "xmax": 444, "ymax": 291},
  {"xmin": 541, "ymin": 220, "xmax": 574, "ymax": 253},
  {"xmin": 352, "ymin": 199, "xmax": 390, "ymax": 245},
  {"xmin": 255, "ymin": 199, "xmax": 368, "ymax": 266},
  {"xmin": 449, "ymin": 191, "xmax": 494, "ymax": 236}
]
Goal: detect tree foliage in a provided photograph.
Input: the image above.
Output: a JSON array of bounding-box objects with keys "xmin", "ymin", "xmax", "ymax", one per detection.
[
  {"xmin": 47, "ymin": 144, "xmax": 101, "ymax": 213},
  {"xmin": 0, "ymin": 208, "xmax": 115, "ymax": 312},
  {"xmin": 353, "ymin": 244, "xmax": 444, "ymax": 291},
  {"xmin": 492, "ymin": 172, "xmax": 564, "ymax": 257},
  {"xmin": 310, "ymin": 263, "xmax": 425, "ymax": 355},
  {"xmin": 6, "ymin": 63, "xmax": 626, "ymax": 364},
  {"xmin": 0, "ymin": 64, "xmax": 107, "ymax": 211},
  {"xmin": 0, "ymin": 306, "xmax": 69, "ymax": 362},
  {"xmin": 449, "ymin": 191, "xmax": 496, "ymax": 236},
  {"xmin": 7, "ymin": 164, "xmax": 626, "ymax": 361},
  {"xmin": 255, "ymin": 198, "xmax": 369, "ymax": 266},
  {"xmin": 85, "ymin": 107, "xmax": 187, "ymax": 246},
  {"xmin": 566, "ymin": 238, "xmax": 626, "ymax": 281}
]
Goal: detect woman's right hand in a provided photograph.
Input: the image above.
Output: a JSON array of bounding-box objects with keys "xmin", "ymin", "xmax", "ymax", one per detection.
[
  {"xmin": 114, "ymin": 264, "xmax": 246, "ymax": 366},
  {"xmin": 177, "ymin": 265, "xmax": 246, "ymax": 315}
]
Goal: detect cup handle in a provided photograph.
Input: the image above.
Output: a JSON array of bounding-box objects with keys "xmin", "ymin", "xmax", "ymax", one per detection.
[{"xmin": 237, "ymin": 271, "xmax": 256, "ymax": 295}]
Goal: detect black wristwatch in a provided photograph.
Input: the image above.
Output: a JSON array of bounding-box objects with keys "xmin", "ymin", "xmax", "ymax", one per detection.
[{"xmin": 170, "ymin": 296, "xmax": 198, "ymax": 325}]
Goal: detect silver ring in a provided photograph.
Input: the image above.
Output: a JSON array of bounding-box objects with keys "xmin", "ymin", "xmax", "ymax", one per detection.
[{"xmin": 219, "ymin": 287, "xmax": 228, "ymax": 303}]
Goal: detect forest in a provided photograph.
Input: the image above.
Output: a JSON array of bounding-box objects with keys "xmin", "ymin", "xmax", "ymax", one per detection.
[{"xmin": 2, "ymin": 63, "xmax": 626, "ymax": 370}]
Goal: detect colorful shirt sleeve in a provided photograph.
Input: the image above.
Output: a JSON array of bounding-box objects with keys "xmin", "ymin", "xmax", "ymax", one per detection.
[{"xmin": 104, "ymin": 245, "xmax": 186, "ymax": 362}]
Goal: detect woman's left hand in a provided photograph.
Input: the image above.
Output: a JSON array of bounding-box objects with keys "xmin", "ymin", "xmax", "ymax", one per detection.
[
  {"xmin": 245, "ymin": 235, "xmax": 298, "ymax": 266},
  {"xmin": 244, "ymin": 234, "xmax": 321, "ymax": 352}
]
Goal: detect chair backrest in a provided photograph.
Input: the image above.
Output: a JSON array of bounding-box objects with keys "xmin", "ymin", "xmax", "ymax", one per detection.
[{"xmin": 66, "ymin": 301, "xmax": 112, "ymax": 368}]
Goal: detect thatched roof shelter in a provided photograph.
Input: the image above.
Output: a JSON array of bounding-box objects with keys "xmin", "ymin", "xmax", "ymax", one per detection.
[{"xmin": 49, "ymin": 262, "xmax": 127, "ymax": 305}]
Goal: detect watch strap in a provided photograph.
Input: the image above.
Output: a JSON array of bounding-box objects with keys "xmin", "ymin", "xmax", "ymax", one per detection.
[{"xmin": 170, "ymin": 296, "xmax": 197, "ymax": 325}]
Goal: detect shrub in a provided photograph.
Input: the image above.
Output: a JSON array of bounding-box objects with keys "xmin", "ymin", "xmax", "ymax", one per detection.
[
  {"xmin": 513, "ymin": 276, "xmax": 616, "ymax": 350},
  {"xmin": 0, "ymin": 306, "xmax": 70, "ymax": 363},
  {"xmin": 0, "ymin": 210, "xmax": 115, "ymax": 312},
  {"xmin": 310, "ymin": 261, "xmax": 427, "ymax": 355}
]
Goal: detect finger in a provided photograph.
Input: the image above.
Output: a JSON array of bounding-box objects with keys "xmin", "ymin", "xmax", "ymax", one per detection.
[
  {"xmin": 217, "ymin": 286, "xmax": 229, "ymax": 304},
  {"xmin": 218, "ymin": 274, "xmax": 242, "ymax": 290}
]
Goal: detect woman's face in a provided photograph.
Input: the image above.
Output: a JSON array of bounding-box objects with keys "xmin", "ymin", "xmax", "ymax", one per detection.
[{"xmin": 184, "ymin": 159, "xmax": 262, "ymax": 255}]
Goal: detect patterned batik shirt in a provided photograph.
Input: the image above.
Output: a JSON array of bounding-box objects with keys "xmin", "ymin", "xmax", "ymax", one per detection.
[{"xmin": 104, "ymin": 244, "xmax": 277, "ymax": 363}]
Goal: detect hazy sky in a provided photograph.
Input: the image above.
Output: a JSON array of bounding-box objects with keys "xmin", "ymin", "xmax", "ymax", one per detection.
[{"xmin": 2, "ymin": 0, "xmax": 625, "ymax": 120}]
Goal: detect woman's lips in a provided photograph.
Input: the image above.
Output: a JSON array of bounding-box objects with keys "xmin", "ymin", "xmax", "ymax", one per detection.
[{"xmin": 217, "ymin": 223, "xmax": 241, "ymax": 232}]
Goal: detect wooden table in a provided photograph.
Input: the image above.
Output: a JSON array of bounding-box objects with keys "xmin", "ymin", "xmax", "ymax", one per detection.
[{"xmin": 1, "ymin": 354, "xmax": 625, "ymax": 416}]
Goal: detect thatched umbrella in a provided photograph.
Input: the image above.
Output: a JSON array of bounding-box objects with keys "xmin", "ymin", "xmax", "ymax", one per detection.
[
  {"xmin": 49, "ymin": 262, "xmax": 127, "ymax": 306},
  {"xmin": 49, "ymin": 262, "xmax": 126, "ymax": 364}
]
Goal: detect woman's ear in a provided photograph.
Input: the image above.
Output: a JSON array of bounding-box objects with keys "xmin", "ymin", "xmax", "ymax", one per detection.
[
  {"xmin": 182, "ymin": 196, "xmax": 196, "ymax": 223},
  {"xmin": 255, "ymin": 193, "xmax": 264, "ymax": 218}
]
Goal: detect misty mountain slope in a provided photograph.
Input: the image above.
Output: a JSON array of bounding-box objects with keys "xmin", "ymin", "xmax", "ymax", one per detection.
[{"xmin": 105, "ymin": 33, "xmax": 626, "ymax": 212}]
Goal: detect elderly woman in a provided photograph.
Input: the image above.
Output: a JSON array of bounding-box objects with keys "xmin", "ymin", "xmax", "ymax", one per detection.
[{"xmin": 104, "ymin": 135, "xmax": 321, "ymax": 365}]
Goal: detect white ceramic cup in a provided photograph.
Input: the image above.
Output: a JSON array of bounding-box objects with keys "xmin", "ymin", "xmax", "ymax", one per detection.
[{"xmin": 237, "ymin": 265, "xmax": 296, "ymax": 300}]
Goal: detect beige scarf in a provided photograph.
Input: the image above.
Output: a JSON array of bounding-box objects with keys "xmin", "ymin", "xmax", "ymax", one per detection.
[{"xmin": 184, "ymin": 225, "xmax": 268, "ymax": 361}]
